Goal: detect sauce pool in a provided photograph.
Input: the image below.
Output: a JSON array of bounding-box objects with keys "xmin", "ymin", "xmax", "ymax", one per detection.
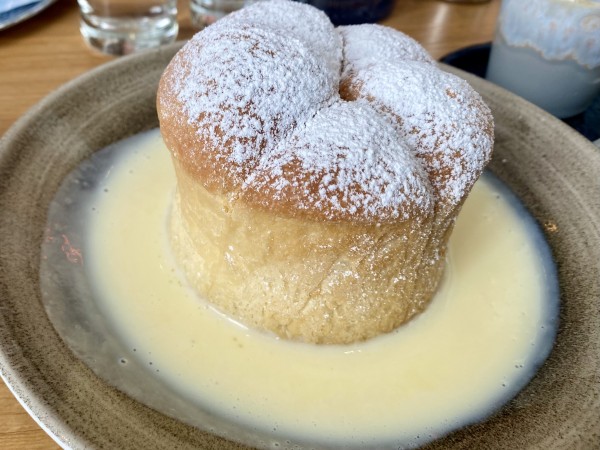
[{"xmin": 46, "ymin": 129, "xmax": 559, "ymax": 449}]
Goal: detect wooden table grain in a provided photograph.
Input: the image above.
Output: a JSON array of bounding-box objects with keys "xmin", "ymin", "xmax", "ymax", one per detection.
[{"xmin": 0, "ymin": 0, "xmax": 500, "ymax": 448}]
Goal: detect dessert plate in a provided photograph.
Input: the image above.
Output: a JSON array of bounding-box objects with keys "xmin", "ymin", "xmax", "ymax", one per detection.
[
  {"xmin": 0, "ymin": 0, "xmax": 56, "ymax": 31},
  {"xmin": 0, "ymin": 43, "xmax": 599, "ymax": 449}
]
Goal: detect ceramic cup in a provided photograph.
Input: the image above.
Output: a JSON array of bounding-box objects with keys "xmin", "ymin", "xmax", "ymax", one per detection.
[{"xmin": 486, "ymin": 0, "xmax": 600, "ymax": 119}]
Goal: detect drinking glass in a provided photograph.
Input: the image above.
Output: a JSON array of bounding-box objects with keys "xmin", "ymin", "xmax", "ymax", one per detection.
[
  {"xmin": 190, "ymin": 0, "xmax": 247, "ymax": 30},
  {"xmin": 78, "ymin": 0, "xmax": 178, "ymax": 56}
]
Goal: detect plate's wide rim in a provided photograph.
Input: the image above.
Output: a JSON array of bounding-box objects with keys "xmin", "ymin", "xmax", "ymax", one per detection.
[{"xmin": 0, "ymin": 42, "xmax": 599, "ymax": 449}]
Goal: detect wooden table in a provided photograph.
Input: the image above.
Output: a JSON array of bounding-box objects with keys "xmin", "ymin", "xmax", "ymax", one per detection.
[{"xmin": 0, "ymin": 0, "xmax": 500, "ymax": 448}]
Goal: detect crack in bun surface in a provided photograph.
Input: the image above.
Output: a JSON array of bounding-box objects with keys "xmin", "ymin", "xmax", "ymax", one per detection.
[{"xmin": 157, "ymin": 0, "xmax": 493, "ymax": 344}]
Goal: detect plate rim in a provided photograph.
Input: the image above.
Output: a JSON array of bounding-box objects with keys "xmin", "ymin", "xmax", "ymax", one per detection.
[{"xmin": 0, "ymin": 42, "xmax": 599, "ymax": 449}]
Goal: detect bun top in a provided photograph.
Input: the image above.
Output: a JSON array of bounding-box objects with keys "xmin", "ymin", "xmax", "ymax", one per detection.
[{"xmin": 157, "ymin": 0, "xmax": 493, "ymax": 223}]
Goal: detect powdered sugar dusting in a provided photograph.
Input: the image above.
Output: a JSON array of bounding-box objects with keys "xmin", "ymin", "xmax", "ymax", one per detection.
[
  {"xmin": 161, "ymin": 23, "xmax": 336, "ymax": 183},
  {"xmin": 220, "ymin": 0, "xmax": 343, "ymax": 81},
  {"xmin": 340, "ymin": 24, "xmax": 434, "ymax": 79},
  {"xmin": 157, "ymin": 0, "xmax": 493, "ymax": 222},
  {"xmin": 342, "ymin": 60, "xmax": 493, "ymax": 206},
  {"xmin": 340, "ymin": 24, "xmax": 493, "ymax": 207},
  {"xmin": 244, "ymin": 101, "xmax": 433, "ymax": 221}
]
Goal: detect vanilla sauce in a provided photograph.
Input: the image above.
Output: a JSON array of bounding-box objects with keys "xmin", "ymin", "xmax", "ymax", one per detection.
[{"xmin": 67, "ymin": 129, "xmax": 558, "ymax": 447}]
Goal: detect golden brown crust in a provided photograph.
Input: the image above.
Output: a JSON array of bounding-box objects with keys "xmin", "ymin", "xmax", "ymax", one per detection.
[{"xmin": 169, "ymin": 159, "xmax": 443, "ymax": 344}]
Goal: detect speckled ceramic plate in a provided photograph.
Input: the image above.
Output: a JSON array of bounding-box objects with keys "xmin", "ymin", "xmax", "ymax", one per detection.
[{"xmin": 0, "ymin": 43, "xmax": 599, "ymax": 449}]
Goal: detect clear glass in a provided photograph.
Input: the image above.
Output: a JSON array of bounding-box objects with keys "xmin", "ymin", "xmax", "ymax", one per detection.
[
  {"xmin": 190, "ymin": 0, "xmax": 249, "ymax": 30},
  {"xmin": 78, "ymin": 0, "xmax": 178, "ymax": 56},
  {"xmin": 486, "ymin": 0, "xmax": 600, "ymax": 119}
]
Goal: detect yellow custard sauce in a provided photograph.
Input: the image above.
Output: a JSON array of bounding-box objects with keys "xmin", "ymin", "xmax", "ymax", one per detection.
[{"xmin": 43, "ymin": 129, "xmax": 558, "ymax": 449}]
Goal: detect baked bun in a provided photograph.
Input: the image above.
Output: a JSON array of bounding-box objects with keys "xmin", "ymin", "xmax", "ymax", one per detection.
[{"xmin": 157, "ymin": 0, "xmax": 493, "ymax": 344}]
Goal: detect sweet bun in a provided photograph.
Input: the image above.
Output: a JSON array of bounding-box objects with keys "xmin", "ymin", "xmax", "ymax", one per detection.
[{"xmin": 157, "ymin": 0, "xmax": 493, "ymax": 344}]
